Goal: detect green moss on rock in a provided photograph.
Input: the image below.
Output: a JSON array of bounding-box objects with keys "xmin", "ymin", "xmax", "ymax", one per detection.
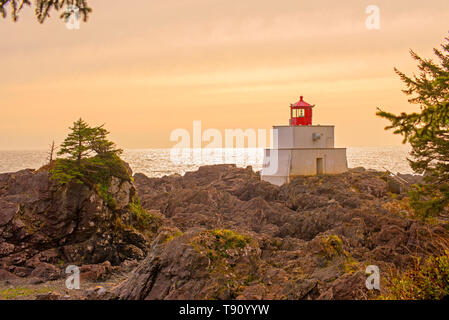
[
  {"xmin": 0, "ymin": 286, "xmax": 53, "ymax": 300},
  {"xmin": 50, "ymin": 154, "xmax": 131, "ymax": 187},
  {"xmin": 320, "ymin": 235, "xmax": 346, "ymax": 260}
]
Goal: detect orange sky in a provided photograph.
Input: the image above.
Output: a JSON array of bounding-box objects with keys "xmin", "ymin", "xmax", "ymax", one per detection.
[{"xmin": 1, "ymin": 0, "xmax": 448, "ymax": 149}]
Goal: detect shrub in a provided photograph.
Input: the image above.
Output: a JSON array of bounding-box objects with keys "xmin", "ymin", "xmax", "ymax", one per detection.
[
  {"xmin": 210, "ymin": 229, "xmax": 251, "ymax": 250},
  {"xmin": 129, "ymin": 199, "xmax": 157, "ymax": 231},
  {"xmin": 381, "ymin": 252, "xmax": 449, "ymax": 300},
  {"xmin": 50, "ymin": 154, "xmax": 130, "ymax": 186},
  {"xmin": 191, "ymin": 229, "xmax": 251, "ymax": 262},
  {"xmin": 320, "ymin": 235, "xmax": 345, "ymax": 259},
  {"xmin": 49, "ymin": 159, "xmax": 84, "ymax": 185}
]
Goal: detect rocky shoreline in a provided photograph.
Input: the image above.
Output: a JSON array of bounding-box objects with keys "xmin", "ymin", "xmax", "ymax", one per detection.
[{"xmin": 0, "ymin": 164, "xmax": 448, "ymax": 300}]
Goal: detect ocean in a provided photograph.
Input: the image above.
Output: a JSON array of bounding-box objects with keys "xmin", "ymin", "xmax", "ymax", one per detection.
[{"xmin": 0, "ymin": 146, "xmax": 413, "ymax": 177}]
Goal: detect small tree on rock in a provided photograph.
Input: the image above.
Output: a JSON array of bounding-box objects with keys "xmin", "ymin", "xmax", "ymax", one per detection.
[
  {"xmin": 58, "ymin": 118, "xmax": 92, "ymax": 163},
  {"xmin": 52, "ymin": 119, "xmax": 126, "ymax": 185},
  {"xmin": 89, "ymin": 125, "xmax": 123, "ymax": 156}
]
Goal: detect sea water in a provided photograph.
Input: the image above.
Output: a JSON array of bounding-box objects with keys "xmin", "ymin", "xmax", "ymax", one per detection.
[{"xmin": 0, "ymin": 146, "xmax": 413, "ymax": 177}]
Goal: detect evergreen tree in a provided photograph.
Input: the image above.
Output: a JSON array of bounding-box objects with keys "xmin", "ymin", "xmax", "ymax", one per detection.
[
  {"xmin": 377, "ymin": 36, "xmax": 449, "ymax": 218},
  {"xmin": 58, "ymin": 118, "xmax": 92, "ymax": 163},
  {"xmin": 89, "ymin": 125, "xmax": 123, "ymax": 156},
  {"xmin": 51, "ymin": 119, "xmax": 126, "ymax": 185},
  {"xmin": 0, "ymin": 0, "xmax": 91, "ymax": 23}
]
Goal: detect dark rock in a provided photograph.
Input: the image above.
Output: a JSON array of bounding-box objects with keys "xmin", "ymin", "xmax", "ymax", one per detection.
[
  {"xmin": 321, "ymin": 272, "xmax": 367, "ymax": 300},
  {"xmin": 0, "ymin": 162, "xmax": 160, "ymax": 279},
  {"xmin": 122, "ymin": 165, "xmax": 449, "ymax": 300},
  {"xmin": 2, "ymin": 164, "xmax": 449, "ymax": 300},
  {"xmin": 80, "ymin": 261, "xmax": 112, "ymax": 282},
  {"xmin": 35, "ymin": 292, "xmax": 62, "ymax": 300},
  {"xmin": 84, "ymin": 285, "xmax": 116, "ymax": 300},
  {"xmin": 0, "ymin": 268, "xmax": 19, "ymax": 281},
  {"xmin": 29, "ymin": 262, "xmax": 61, "ymax": 281}
]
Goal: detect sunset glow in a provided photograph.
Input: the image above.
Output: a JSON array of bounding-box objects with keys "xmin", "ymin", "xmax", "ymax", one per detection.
[{"xmin": 1, "ymin": 0, "xmax": 448, "ymax": 149}]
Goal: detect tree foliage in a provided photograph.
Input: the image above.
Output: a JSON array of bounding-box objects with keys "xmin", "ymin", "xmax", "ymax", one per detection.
[
  {"xmin": 58, "ymin": 118, "xmax": 122, "ymax": 162},
  {"xmin": 0, "ymin": 0, "xmax": 91, "ymax": 23},
  {"xmin": 51, "ymin": 119, "xmax": 126, "ymax": 189},
  {"xmin": 89, "ymin": 125, "xmax": 123, "ymax": 157},
  {"xmin": 58, "ymin": 118, "xmax": 92, "ymax": 163},
  {"xmin": 376, "ymin": 36, "xmax": 449, "ymax": 218}
]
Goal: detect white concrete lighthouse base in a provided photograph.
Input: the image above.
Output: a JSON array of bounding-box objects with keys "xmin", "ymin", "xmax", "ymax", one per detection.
[{"xmin": 261, "ymin": 148, "xmax": 348, "ymax": 186}]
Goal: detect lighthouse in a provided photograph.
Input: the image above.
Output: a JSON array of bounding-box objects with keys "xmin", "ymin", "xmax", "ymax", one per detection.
[{"xmin": 261, "ymin": 96, "xmax": 348, "ymax": 186}]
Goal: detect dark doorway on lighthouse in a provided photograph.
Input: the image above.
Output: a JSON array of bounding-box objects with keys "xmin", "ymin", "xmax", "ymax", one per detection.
[{"xmin": 316, "ymin": 158, "xmax": 324, "ymax": 175}]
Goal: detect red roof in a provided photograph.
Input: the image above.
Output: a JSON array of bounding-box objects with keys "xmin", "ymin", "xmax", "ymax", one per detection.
[{"xmin": 291, "ymin": 96, "xmax": 313, "ymax": 107}]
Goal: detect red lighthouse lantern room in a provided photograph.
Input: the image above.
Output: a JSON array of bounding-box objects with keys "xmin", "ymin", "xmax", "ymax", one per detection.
[{"xmin": 290, "ymin": 96, "xmax": 314, "ymax": 126}]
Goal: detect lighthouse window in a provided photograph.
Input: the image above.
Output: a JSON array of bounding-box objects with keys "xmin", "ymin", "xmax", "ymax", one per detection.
[{"xmin": 292, "ymin": 109, "xmax": 305, "ymax": 118}]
